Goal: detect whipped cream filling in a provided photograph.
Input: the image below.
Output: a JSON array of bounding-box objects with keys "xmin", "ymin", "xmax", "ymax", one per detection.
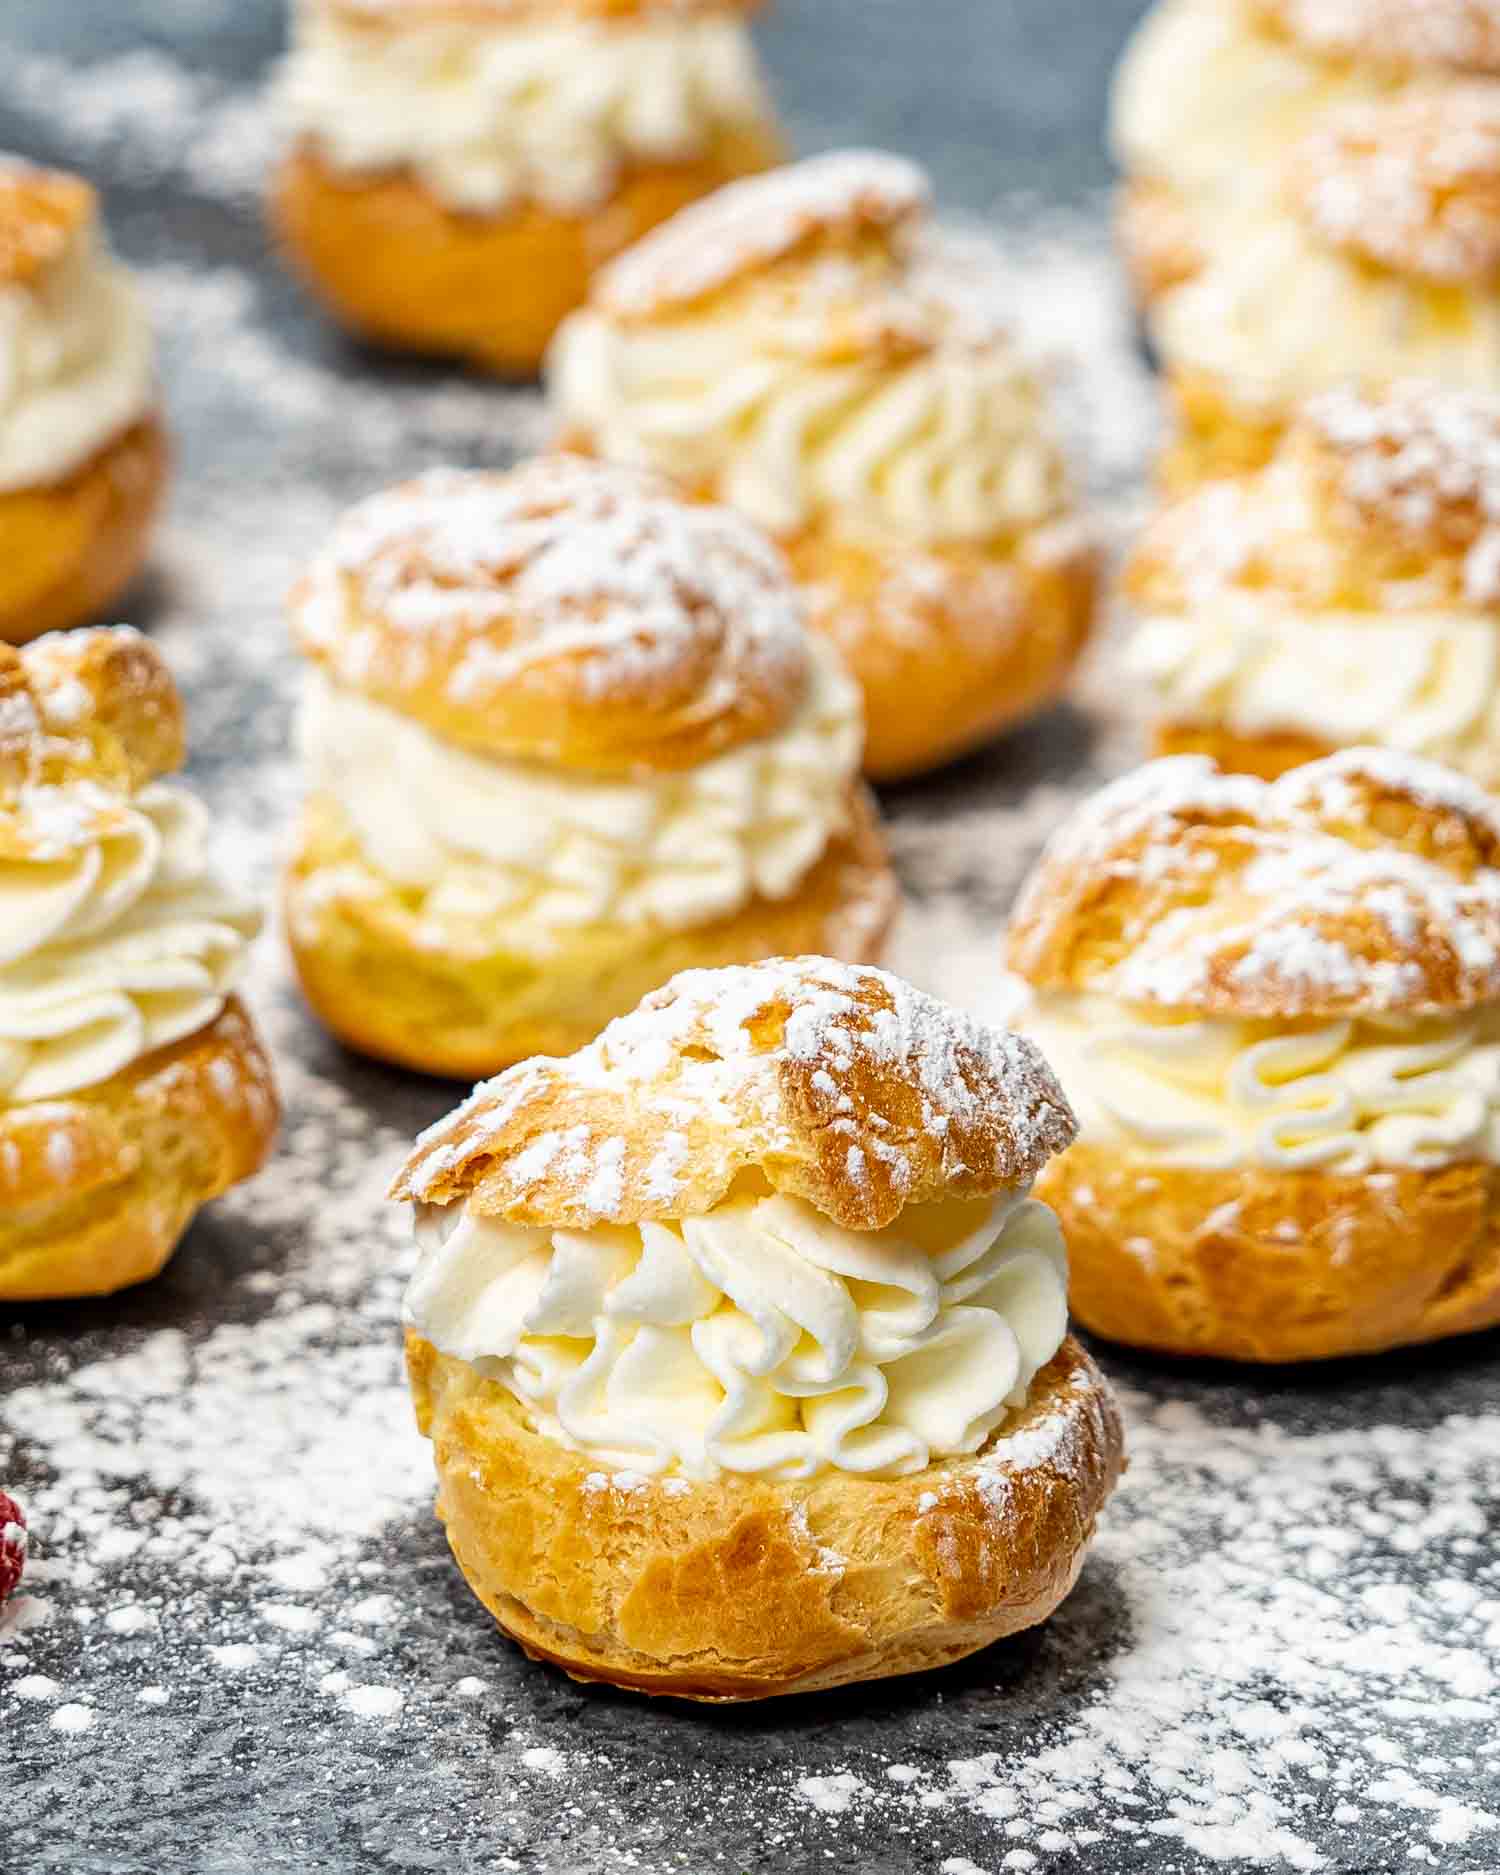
[
  {"xmin": 1131, "ymin": 600, "xmax": 1500, "ymax": 778},
  {"xmin": 1016, "ymin": 987, "xmax": 1500, "ymax": 1173},
  {"xmin": 0, "ymin": 226, "xmax": 154, "ymax": 493},
  {"xmin": 550, "ymin": 301, "xmax": 1068, "ymax": 548},
  {"xmin": 1112, "ymin": 0, "xmax": 1411, "ymax": 220},
  {"xmin": 1152, "ymin": 215, "xmax": 1500, "ymax": 411},
  {"xmin": 299, "ymin": 638, "xmax": 862, "ymax": 955},
  {"xmin": 279, "ymin": 8, "xmax": 772, "ymax": 215},
  {"xmin": 0, "ymin": 785, "xmax": 261, "ymax": 1104},
  {"xmin": 405, "ymin": 1185, "xmax": 1070, "ymax": 1480}
]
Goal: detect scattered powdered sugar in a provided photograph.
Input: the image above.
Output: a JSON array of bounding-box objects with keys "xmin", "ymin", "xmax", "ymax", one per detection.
[
  {"xmin": 1261, "ymin": 0, "xmax": 1500, "ymax": 75},
  {"xmin": 0, "ymin": 50, "xmax": 1494, "ymax": 1863}
]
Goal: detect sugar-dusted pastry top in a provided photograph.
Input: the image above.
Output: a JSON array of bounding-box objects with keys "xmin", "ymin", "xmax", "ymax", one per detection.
[
  {"xmin": 0, "ymin": 630, "xmax": 260, "ymax": 1104},
  {"xmin": 551, "ymin": 152, "xmax": 1073, "ymax": 548},
  {"xmin": 589, "ymin": 149, "xmax": 932, "ymax": 323},
  {"xmin": 392, "ymin": 956, "xmax": 1078, "ymax": 1229},
  {"xmin": 1005, "ymin": 750, "xmax": 1500, "ymax": 1018},
  {"xmin": 0, "ymin": 153, "xmax": 155, "ymax": 493},
  {"xmin": 281, "ymin": 0, "xmax": 772, "ymax": 217},
  {"xmin": 1289, "ymin": 87, "xmax": 1500, "ymax": 285},
  {"xmin": 0, "ymin": 158, "xmax": 92, "ymax": 289},
  {"xmin": 1252, "ymin": 0, "xmax": 1500, "ymax": 74},
  {"xmin": 1132, "ymin": 382, "xmax": 1500, "ymax": 609},
  {"xmin": 290, "ymin": 456, "xmax": 811, "ymax": 777}
]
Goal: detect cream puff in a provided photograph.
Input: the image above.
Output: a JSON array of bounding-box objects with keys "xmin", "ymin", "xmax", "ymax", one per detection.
[
  {"xmin": 1151, "ymin": 85, "xmax": 1500, "ymax": 486},
  {"xmin": 391, "ymin": 955, "xmax": 1124, "ymax": 1700},
  {"xmin": 284, "ymin": 455, "xmax": 898, "ymax": 1078},
  {"xmin": 1128, "ymin": 382, "xmax": 1500, "ymax": 784},
  {"xmin": 0, "ymin": 159, "xmax": 167, "ymax": 645},
  {"xmin": 549, "ymin": 150, "xmax": 1099, "ymax": 780},
  {"xmin": 0, "ymin": 628, "xmax": 277, "ymax": 1302},
  {"xmin": 271, "ymin": 0, "xmax": 783, "ymax": 376},
  {"xmin": 1005, "ymin": 748, "xmax": 1500, "ymax": 1362},
  {"xmin": 1112, "ymin": 0, "xmax": 1500, "ymax": 305}
]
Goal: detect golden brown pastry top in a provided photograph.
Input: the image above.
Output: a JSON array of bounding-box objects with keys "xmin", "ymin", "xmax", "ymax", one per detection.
[
  {"xmin": 1006, "ymin": 750, "xmax": 1500, "ymax": 1019},
  {"xmin": 391, "ymin": 956, "xmax": 1077, "ymax": 1230},
  {"xmin": 0, "ymin": 628, "xmax": 184, "ymax": 859},
  {"xmin": 591, "ymin": 149, "xmax": 943, "ymax": 335},
  {"xmin": 0, "ymin": 156, "xmax": 93, "ymax": 291},
  {"xmin": 1288, "ymin": 87, "xmax": 1500, "ymax": 284},
  {"xmin": 289, "ymin": 456, "xmax": 812, "ymax": 777},
  {"xmin": 1129, "ymin": 382, "xmax": 1500, "ymax": 612},
  {"xmin": 1251, "ymin": 0, "xmax": 1500, "ymax": 74},
  {"xmin": 324, "ymin": 0, "xmax": 762, "ymax": 24}
]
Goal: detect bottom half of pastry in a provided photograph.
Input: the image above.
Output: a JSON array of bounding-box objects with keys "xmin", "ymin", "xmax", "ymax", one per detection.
[
  {"xmin": 0, "ymin": 999, "xmax": 279, "ymax": 1302},
  {"xmin": 789, "ymin": 521, "xmax": 1098, "ymax": 783},
  {"xmin": 270, "ymin": 132, "xmax": 783, "ymax": 378},
  {"xmin": 1117, "ymin": 178, "xmax": 1206, "ymax": 309},
  {"xmin": 284, "ymin": 786, "xmax": 899, "ymax": 1079},
  {"xmin": 1156, "ymin": 366, "xmax": 1288, "ymax": 492},
  {"xmin": 1152, "ymin": 718, "xmax": 1337, "ymax": 783},
  {"xmin": 1039, "ymin": 1143, "xmax": 1500, "ymax": 1364},
  {"xmin": 0, "ymin": 414, "xmax": 168, "ymax": 645},
  {"xmin": 405, "ymin": 1330, "xmax": 1124, "ymax": 1702}
]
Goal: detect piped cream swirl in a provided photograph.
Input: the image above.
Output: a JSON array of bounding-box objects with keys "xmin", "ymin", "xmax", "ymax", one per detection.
[
  {"xmin": 279, "ymin": 6, "xmax": 772, "ymax": 215},
  {"xmin": 1152, "ymin": 213, "xmax": 1500, "ymax": 411},
  {"xmin": 404, "ymin": 1186, "xmax": 1069, "ymax": 1480},
  {"xmin": 0, "ymin": 784, "xmax": 261, "ymax": 1103},
  {"xmin": 0, "ymin": 219, "xmax": 154, "ymax": 493},
  {"xmin": 550, "ymin": 274, "xmax": 1069, "ymax": 549},
  {"xmin": 299, "ymin": 636, "xmax": 862, "ymax": 954},
  {"xmin": 1016, "ymin": 986, "xmax": 1500, "ymax": 1172},
  {"xmin": 1130, "ymin": 600, "xmax": 1500, "ymax": 781}
]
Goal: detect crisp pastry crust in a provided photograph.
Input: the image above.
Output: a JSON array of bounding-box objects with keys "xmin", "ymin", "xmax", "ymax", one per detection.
[
  {"xmin": 1289, "ymin": 86, "xmax": 1500, "ymax": 286},
  {"xmin": 1005, "ymin": 747, "xmax": 1500, "ymax": 1019},
  {"xmin": 406, "ymin": 1330, "xmax": 1123, "ymax": 1699},
  {"xmin": 289, "ymin": 455, "xmax": 810, "ymax": 777},
  {"xmin": 789, "ymin": 519, "xmax": 1099, "ymax": 783},
  {"xmin": 1040, "ymin": 1142, "xmax": 1500, "ymax": 1361},
  {"xmin": 395, "ymin": 957, "xmax": 1117, "ymax": 1698},
  {"xmin": 285, "ymin": 783, "xmax": 899, "ymax": 1078},
  {"xmin": 1116, "ymin": 177, "xmax": 1207, "ymax": 305},
  {"xmin": 0, "ymin": 158, "xmax": 93, "ymax": 288},
  {"xmin": 1251, "ymin": 0, "xmax": 1500, "ymax": 74},
  {"xmin": 0, "ymin": 999, "xmax": 279, "ymax": 1302},
  {"xmin": 0, "ymin": 414, "xmax": 168, "ymax": 645},
  {"xmin": 392, "ymin": 954, "xmax": 1078, "ymax": 1229},
  {"xmin": 1151, "ymin": 720, "xmax": 1336, "ymax": 781},
  {"xmin": 271, "ymin": 128, "xmax": 781, "ymax": 377}
]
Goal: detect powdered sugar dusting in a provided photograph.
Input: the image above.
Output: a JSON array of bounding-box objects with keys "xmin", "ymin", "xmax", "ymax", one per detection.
[
  {"xmin": 1257, "ymin": 0, "xmax": 1500, "ymax": 74},
  {"xmin": 596, "ymin": 148, "xmax": 930, "ymax": 319}
]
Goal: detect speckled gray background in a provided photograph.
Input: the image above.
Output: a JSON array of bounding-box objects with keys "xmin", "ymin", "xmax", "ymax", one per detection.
[{"xmin": 2, "ymin": 4, "xmax": 1499, "ymax": 1874}]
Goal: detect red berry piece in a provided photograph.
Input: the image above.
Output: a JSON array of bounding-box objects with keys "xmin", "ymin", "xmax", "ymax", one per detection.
[{"xmin": 0, "ymin": 1492, "xmax": 27, "ymax": 1604}]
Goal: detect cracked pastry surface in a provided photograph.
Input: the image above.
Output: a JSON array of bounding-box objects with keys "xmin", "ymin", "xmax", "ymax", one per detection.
[
  {"xmin": 393, "ymin": 955, "xmax": 1123, "ymax": 1699},
  {"xmin": 1006, "ymin": 747, "xmax": 1500, "ymax": 1360},
  {"xmin": 284, "ymin": 455, "xmax": 898, "ymax": 1076},
  {"xmin": 0, "ymin": 628, "xmax": 277, "ymax": 1301},
  {"xmin": 270, "ymin": 0, "xmax": 781, "ymax": 374},
  {"xmin": 1128, "ymin": 383, "xmax": 1500, "ymax": 785},
  {"xmin": 0, "ymin": 156, "xmax": 166, "ymax": 642},
  {"xmin": 549, "ymin": 149, "xmax": 1099, "ymax": 778}
]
